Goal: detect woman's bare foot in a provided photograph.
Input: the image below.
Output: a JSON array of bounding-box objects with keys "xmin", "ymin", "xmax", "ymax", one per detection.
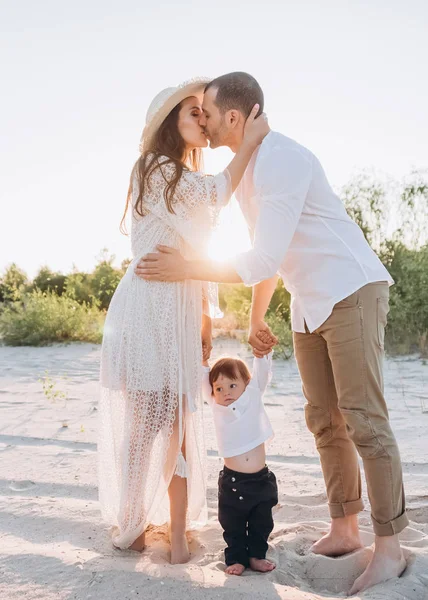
[
  {"xmin": 129, "ymin": 531, "xmax": 146, "ymax": 552},
  {"xmin": 225, "ymin": 563, "xmax": 246, "ymax": 575},
  {"xmin": 169, "ymin": 526, "xmax": 190, "ymax": 564},
  {"xmin": 249, "ymin": 557, "xmax": 276, "ymax": 572},
  {"xmin": 349, "ymin": 535, "xmax": 406, "ymax": 595},
  {"xmin": 311, "ymin": 515, "xmax": 363, "ymax": 557}
]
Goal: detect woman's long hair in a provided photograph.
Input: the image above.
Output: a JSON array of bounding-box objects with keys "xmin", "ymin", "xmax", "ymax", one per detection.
[{"xmin": 120, "ymin": 102, "xmax": 203, "ymax": 234}]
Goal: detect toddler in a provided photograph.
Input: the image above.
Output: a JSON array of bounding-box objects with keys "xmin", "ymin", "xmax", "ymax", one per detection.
[{"xmin": 202, "ymin": 353, "xmax": 278, "ymax": 576}]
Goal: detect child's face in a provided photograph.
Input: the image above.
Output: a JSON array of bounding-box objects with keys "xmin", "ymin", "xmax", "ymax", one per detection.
[{"xmin": 212, "ymin": 373, "xmax": 247, "ymax": 407}]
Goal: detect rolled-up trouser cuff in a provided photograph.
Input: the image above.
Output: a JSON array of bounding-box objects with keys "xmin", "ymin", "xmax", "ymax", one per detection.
[
  {"xmin": 329, "ymin": 498, "xmax": 364, "ymax": 519},
  {"xmin": 371, "ymin": 510, "xmax": 409, "ymax": 536}
]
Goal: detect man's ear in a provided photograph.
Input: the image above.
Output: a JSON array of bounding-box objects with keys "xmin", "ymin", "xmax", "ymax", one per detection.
[{"xmin": 225, "ymin": 109, "xmax": 242, "ymax": 129}]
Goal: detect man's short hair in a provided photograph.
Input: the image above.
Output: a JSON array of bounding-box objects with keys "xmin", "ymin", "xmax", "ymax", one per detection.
[{"xmin": 205, "ymin": 72, "xmax": 264, "ymax": 118}]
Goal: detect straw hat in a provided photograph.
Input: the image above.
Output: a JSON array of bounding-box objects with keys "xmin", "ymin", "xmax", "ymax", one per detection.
[{"xmin": 139, "ymin": 76, "xmax": 211, "ymax": 152}]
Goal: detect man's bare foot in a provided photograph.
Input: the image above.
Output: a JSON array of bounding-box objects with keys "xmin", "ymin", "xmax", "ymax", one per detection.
[
  {"xmin": 311, "ymin": 515, "xmax": 363, "ymax": 557},
  {"xmin": 249, "ymin": 557, "xmax": 276, "ymax": 572},
  {"xmin": 349, "ymin": 535, "xmax": 406, "ymax": 595},
  {"xmin": 128, "ymin": 531, "xmax": 146, "ymax": 552},
  {"xmin": 311, "ymin": 532, "xmax": 363, "ymax": 556},
  {"xmin": 169, "ymin": 527, "xmax": 190, "ymax": 564},
  {"xmin": 225, "ymin": 563, "xmax": 246, "ymax": 575}
]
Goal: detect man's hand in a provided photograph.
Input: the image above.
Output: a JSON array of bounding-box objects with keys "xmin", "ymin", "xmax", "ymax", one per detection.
[
  {"xmin": 248, "ymin": 321, "xmax": 278, "ymax": 358},
  {"xmin": 135, "ymin": 245, "xmax": 187, "ymax": 282}
]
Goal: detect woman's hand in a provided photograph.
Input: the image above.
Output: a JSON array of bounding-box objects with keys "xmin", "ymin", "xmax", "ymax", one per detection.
[
  {"xmin": 201, "ymin": 314, "xmax": 213, "ymax": 365},
  {"xmin": 243, "ymin": 104, "xmax": 270, "ymax": 149}
]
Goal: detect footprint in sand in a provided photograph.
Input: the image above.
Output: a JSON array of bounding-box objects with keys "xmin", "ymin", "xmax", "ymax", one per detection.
[{"xmin": 9, "ymin": 480, "xmax": 36, "ymax": 491}]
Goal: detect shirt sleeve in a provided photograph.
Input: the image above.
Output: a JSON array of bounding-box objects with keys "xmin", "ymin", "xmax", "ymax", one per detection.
[
  {"xmin": 232, "ymin": 147, "xmax": 313, "ymax": 286},
  {"xmin": 201, "ymin": 366, "xmax": 214, "ymax": 405},
  {"xmin": 251, "ymin": 352, "xmax": 273, "ymax": 395}
]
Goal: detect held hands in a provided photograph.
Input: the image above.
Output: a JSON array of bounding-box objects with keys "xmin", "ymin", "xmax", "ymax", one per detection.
[
  {"xmin": 134, "ymin": 245, "xmax": 187, "ymax": 282},
  {"xmin": 243, "ymin": 104, "xmax": 270, "ymax": 149},
  {"xmin": 248, "ymin": 321, "xmax": 278, "ymax": 358}
]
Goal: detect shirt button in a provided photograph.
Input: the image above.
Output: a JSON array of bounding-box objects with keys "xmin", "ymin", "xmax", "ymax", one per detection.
[
  {"xmin": 231, "ymin": 477, "xmax": 236, "ymax": 482},
  {"xmin": 232, "ymin": 488, "xmax": 237, "ymax": 492},
  {"xmin": 239, "ymin": 496, "xmax": 244, "ymax": 501},
  {"xmin": 232, "ymin": 407, "xmax": 235, "ymax": 411}
]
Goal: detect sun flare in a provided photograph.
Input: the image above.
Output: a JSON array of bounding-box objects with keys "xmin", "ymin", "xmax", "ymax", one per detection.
[{"xmin": 207, "ymin": 199, "xmax": 251, "ymax": 261}]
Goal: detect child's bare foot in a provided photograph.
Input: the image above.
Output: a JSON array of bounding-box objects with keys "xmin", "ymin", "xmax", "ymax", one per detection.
[
  {"xmin": 249, "ymin": 557, "xmax": 276, "ymax": 572},
  {"xmin": 225, "ymin": 563, "xmax": 246, "ymax": 576},
  {"xmin": 129, "ymin": 531, "xmax": 146, "ymax": 552},
  {"xmin": 169, "ymin": 526, "xmax": 190, "ymax": 564}
]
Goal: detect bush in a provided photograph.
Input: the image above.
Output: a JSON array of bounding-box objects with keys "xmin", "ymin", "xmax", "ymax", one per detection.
[
  {"xmin": 382, "ymin": 242, "xmax": 428, "ymax": 356},
  {"xmin": 0, "ymin": 264, "xmax": 29, "ymax": 302},
  {"xmin": 219, "ymin": 283, "xmax": 252, "ymax": 329},
  {"xmin": 64, "ymin": 271, "xmax": 94, "ymax": 304},
  {"xmin": 266, "ymin": 309, "xmax": 293, "ymax": 359},
  {"xmin": 88, "ymin": 251, "xmax": 125, "ymax": 311},
  {"xmin": 0, "ymin": 290, "xmax": 104, "ymax": 346},
  {"xmin": 32, "ymin": 266, "xmax": 67, "ymax": 296}
]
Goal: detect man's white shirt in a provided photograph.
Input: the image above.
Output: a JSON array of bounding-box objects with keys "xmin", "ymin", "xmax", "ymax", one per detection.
[{"xmin": 233, "ymin": 131, "xmax": 393, "ymax": 333}]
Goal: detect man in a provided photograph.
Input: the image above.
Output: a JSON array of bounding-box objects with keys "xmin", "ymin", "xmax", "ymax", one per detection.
[{"xmin": 135, "ymin": 72, "xmax": 408, "ymax": 594}]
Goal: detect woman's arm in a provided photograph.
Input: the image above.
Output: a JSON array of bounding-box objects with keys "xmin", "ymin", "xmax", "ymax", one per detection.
[
  {"xmin": 222, "ymin": 105, "xmax": 269, "ymax": 193},
  {"xmin": 201, "ymin": 292, "xmax": 213, "ymax": 365}
]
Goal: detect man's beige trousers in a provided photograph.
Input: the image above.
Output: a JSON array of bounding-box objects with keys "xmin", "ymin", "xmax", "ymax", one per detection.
[{"xmin": 293, "ymin": 282, "xmax": 408, "ymax": 536}]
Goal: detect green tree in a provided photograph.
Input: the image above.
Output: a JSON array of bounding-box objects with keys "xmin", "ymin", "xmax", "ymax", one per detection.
[
  {"xmin": 64, "ymin": 270, "xmax": 93, "ymax": 304},
  {"xmin": 32, "ymin": 266, "xmax": 66, "ymax": 296},
  {"xmin": 0, "ymin": 264, "xmax": 29, "ymax": 302},
  {"xmin": 89, "ymin": 250, "xmax": 123, "ymax": 311}
]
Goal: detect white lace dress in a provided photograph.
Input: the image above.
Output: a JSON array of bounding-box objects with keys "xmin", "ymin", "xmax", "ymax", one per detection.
[{"xmin": 98, "ymin": 157, "xmax": 231, "ymax": 549}]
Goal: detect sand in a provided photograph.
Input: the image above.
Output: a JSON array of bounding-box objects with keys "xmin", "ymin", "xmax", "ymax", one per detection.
[{"xmin": 0, "ymin": 338, "xmax": 427, "ymax": 600}]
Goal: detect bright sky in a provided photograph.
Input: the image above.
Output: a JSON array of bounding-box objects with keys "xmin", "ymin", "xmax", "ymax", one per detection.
[{"xmin": 1, "ymin": 0, "xmax": 427, "ymax": 278}]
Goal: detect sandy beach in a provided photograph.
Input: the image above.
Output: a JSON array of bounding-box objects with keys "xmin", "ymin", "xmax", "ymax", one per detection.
[{"xmin": 0, "ymin": 338, "xmax": 427, "ymax": 600}]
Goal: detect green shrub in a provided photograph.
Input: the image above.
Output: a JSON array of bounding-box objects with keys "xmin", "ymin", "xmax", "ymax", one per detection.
[
  {"xmin": 0, "ymin": 263, "xmax": 29, "ymax": 302},
  {"xmin": 0, "ymin": 290, "xmax": 104, "ymax": 346},
  {"xmin": 89, "ymin": 251, "xmax": 124, "ymax": 310},
  {"xmin": 64, "ymin": 271, "xmax": 94, "ymax": 304},
  {"xmin": 266, "ymin": 309, "xmax": 293, "ymax": 359},
  {"xmin": 220, "ymin": 283, "xmax": 252, "ymax": 329},
  {"xmin": 382, "ymin": 242, "xmax": 428, "ymax": 356},
  {"xmin": 32, "ymin": 267, "xmax": 67, "ymax": 296}
]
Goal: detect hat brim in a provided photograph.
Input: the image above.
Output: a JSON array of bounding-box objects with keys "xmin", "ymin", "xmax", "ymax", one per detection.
[{"xmin": 140, "ymin": 77, "xmax": 211, "ymax": 152}]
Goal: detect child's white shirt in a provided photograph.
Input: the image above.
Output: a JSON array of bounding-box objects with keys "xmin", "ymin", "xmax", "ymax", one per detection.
[{"xmin": 202, "ymin": 354, "xmax": 274, "ymax": 459}]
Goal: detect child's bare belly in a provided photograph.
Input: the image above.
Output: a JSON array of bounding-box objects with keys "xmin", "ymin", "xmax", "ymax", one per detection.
[{"xmin": 224, "ymin": 443, "xmax": 266, "ymax": 473}]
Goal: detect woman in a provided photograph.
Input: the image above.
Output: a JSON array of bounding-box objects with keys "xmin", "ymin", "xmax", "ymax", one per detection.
[{"xmin": 98, "ymin": 77, "xmax": 268, "ymax": 563}]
